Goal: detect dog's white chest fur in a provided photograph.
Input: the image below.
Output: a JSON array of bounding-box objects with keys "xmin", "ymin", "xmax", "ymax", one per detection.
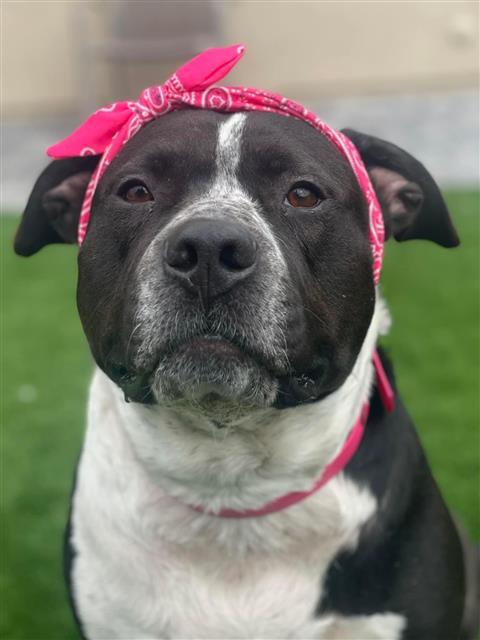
[{"xmin": 70, "ymin": 300, "xmax": 405, "ymax": 639}]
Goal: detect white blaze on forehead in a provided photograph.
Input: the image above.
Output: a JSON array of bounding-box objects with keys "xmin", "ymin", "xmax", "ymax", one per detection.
[
  {"xmin": 210, "ymin": 113, "xmax": 248, "ymax": 196},
  {"xmin": 206, "ymin": 113, "xmax": 286, "ymax": 272},
  {"xmin": 217, "ymin": 113, "xmax": 247, "ymax": 176}
]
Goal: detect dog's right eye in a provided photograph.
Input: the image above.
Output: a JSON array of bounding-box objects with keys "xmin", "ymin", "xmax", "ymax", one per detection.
[{"xmin": 119, "ymin": 181, "xmax": 154, "ymax": 203}]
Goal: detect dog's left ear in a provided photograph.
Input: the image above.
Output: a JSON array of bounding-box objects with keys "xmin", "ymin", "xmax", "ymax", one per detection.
[{"xmin": 342, "ymin": 129, "xmax": 459, "ymax": 247}]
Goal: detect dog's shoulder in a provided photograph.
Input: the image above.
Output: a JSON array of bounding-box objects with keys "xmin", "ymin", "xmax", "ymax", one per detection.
[{"xmin": 319, "ymin": 351, "xmax": 465, "ymax": 638}]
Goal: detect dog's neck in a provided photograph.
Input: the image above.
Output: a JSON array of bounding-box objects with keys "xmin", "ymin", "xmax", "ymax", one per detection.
[{"xmin": 89, "ymin": 296, "xmax": 389, "ymax": 516}]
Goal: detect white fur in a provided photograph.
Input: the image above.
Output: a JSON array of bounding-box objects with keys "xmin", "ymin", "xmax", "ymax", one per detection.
[
  {"xmin": 70, "ymin": 296, "xmax": 406, "ymax": 639},
  {"xmin": 213, "ymin": 112, "xmax": 247, "ymax": 190},
  {"xmin": 122, "ymin": 298, "xmax": 388, "ymax": 516}
]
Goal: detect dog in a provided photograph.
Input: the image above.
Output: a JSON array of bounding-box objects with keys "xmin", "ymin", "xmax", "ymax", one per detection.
[{"xmin": 15, "ymin": 105, "xmax": 478, "ymax": 638}]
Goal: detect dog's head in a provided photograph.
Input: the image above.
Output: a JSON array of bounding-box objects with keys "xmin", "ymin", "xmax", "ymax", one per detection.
[{"xmin": 15, "ymin": 110, "xmax": 458, "ymax": 424}]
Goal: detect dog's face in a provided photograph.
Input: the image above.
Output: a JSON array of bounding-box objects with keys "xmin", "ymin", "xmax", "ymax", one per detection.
[
  {"xmin": 78, "ymin": 111, "xmax": 375, "ymax": 415},
  {"xmin": 15, "ymin": 110, "xmax": 458, "ymax": 423}
]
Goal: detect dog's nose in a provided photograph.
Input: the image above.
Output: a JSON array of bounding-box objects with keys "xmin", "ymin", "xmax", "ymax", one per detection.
[{"xmin": 164, "ymin": 217, "xmax": 257, "ymax": 306}]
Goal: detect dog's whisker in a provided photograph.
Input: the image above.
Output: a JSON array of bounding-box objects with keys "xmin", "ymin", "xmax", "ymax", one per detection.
[{"xmin": 126, "ymin": 322, "xmax": 142, "ymax": 363}]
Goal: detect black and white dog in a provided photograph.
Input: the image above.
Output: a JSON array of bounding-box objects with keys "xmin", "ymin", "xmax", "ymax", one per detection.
[{"xmin": 15, "ymin": 110, "xmax": 478, "ymax": 639}]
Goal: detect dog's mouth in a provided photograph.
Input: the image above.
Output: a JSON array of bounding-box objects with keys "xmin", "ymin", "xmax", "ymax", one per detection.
[
  {"xmin": 106, "ymin": 318, "xmax": 331, "ymax": 419},
  {"xmin": 106, "ymin": 333, "xmax": 282, "ymax": 407},
  {"xmin": 174, "ymin": 335, "xmax": 253, "ymax": 361},
  {"xmin": 107, "ymin": 332, "xmax": 333, "ymax": 417},
  {"xmin": 150, "ymin": 334, "xmax": 281, "ymax": 412}
]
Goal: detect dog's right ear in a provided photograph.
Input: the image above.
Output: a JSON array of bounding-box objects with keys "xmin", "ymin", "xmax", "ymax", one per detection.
[{"xmin": 14, "ymin": 156, "xmax": 100, "ymax": 256}]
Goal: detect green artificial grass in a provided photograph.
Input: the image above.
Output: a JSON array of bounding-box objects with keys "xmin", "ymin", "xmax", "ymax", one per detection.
[{"xmin": 2, "ymin": 191, "xmax": 479, "ymax": 639}]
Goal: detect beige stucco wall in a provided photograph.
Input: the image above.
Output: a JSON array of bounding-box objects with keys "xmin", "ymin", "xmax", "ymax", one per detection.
[
  {"xmin": 3, "ymin": 2, "xmax": 78, "ymax": 115},
  {"xmin": 2, "ymin": 0, "xmax": 478, "ymax": 118},
  {"xmin": 224, "ymin": 0, "xmax": 479, "ymax": 97}
]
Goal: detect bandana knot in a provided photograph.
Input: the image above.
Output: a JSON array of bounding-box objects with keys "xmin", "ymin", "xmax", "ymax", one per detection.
[{"xmin": 137, "ymin": 87, "xmax": 170, "ymax": 120}]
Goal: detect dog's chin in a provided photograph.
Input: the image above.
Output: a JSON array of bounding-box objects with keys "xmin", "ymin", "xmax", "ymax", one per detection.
[{"xmin": 150, "ymin": 337, "xmax": 279, "ymax": 420}]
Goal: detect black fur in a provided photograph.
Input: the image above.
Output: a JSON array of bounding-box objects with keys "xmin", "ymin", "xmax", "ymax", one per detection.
[
  {"xmin": 14, "ymin": 156, "xmax": 99, "ymax": 256},
  {"xmin": 342, "ymin": 129, "xmax": 459, "ymax": 247},
  {"xmin": 318, "ymin": 349, "xmax": 465, "ymax": 639}
]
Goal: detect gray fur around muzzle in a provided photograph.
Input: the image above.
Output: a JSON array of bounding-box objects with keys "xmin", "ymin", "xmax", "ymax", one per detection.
[{"xmin": 130, "ymin": 198, "xmax": 292, "ymax": 412}]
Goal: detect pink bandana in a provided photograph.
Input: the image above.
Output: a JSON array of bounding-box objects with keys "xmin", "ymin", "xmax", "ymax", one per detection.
[{"xmin": 47, "ymin": 44, "xmax": 384, "ymax": 284}]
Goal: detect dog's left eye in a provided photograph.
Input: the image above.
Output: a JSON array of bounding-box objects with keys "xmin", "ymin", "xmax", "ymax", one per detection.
[
  {"xmin": 285, "ymin": 183, "xmax": 322, "ymax": 208},
  {"xmin": 119, "ymin": 181, "xmax": 154, "ymax": 203}
]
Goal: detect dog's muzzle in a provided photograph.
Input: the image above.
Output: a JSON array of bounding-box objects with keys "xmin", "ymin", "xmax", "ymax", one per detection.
[
  {"xmin": 126, "ymin": 205, "xmax": 290, "ymax": 414},
  {"xmin": 152, "ymin": 215, "xmax": 280, "ymax": 413}
]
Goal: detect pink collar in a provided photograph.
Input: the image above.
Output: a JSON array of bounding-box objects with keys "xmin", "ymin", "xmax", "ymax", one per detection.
[
  {"xmin": 47, "ymin": 44, "xmax": 385, "ymax": 285},
  {"xmin": 193, "ymin": 351, "xmax": 394, "ymax": 519}
]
